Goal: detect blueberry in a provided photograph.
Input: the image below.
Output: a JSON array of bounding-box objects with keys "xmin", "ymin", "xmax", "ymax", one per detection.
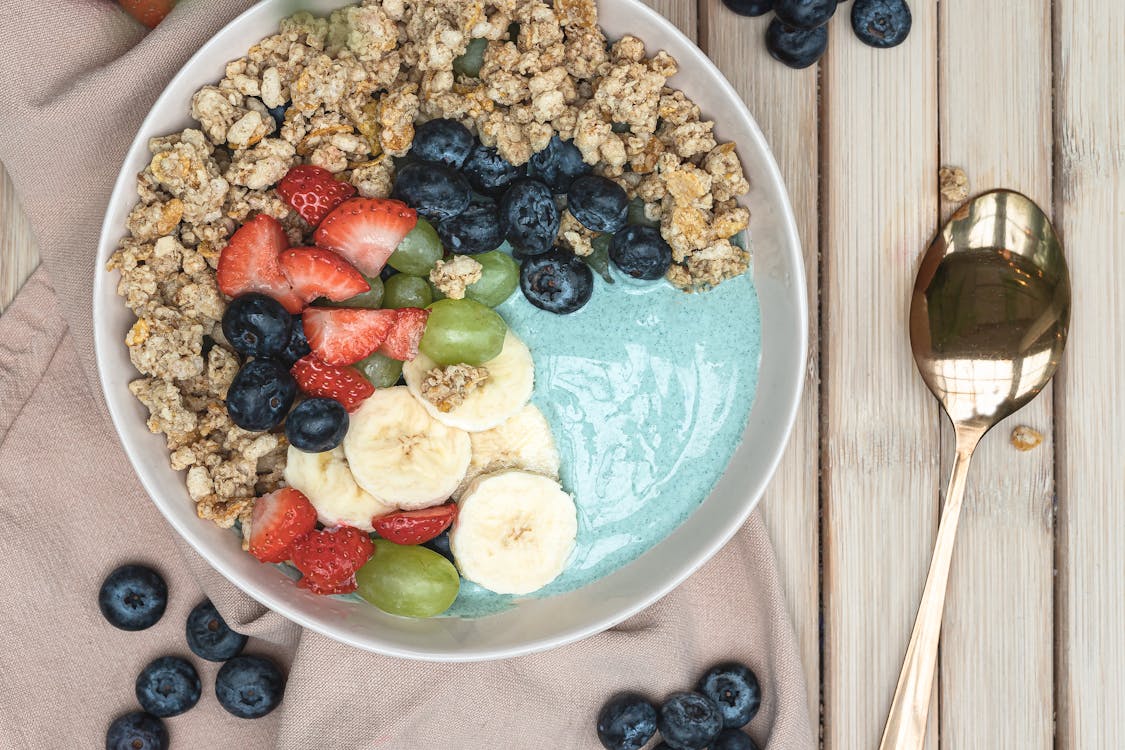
[
  {"xmin": 135, "ymin": 656, "xmax": 201, "ymax": 718},
  {"xmin": 437, "ymin": 196, "xmax": 505, "ymax": 255},
  {"xmin": 215, "ymin": 655, "xmax": 285, "ymax": 719},
  {"xmin": 520, "ymin": 249, "xmax": 594, "ymax": 314},
  {"xmin": 697, "ymin": 662, "xmax": 762, "ymax": 729},
  {"xmin": 710, "ymin": 729, "xmax": 759, "ymax": 750},
  {"xmin": 392, "ymin": 160, "xmax": 472, "ymax": 222},
  {"xmin": 380, "ymin": 265, "xmax": 400, "ymax": 281},
  {"xmin": 658, "ymin": 692, "xmax": 723, "ymax": 750},
  {"xmin": 409, "ymin": 118, "xmax": 474, "ymax": 169},
  {"xmin": 186, "ymin": 599, "xmax": 249, "ymax": 662},
  {"xmin": 226, "ymin": 359, "xmax": 297, "ymax": 431},
  {"xmin": 500, "ymin": 178, "xmax": 560, "ymax": 256},
  {"xmin": 610, "ymin": 225, "xmax": 672, "ymax": 280},
  {"xmin": 278, "ymin": 316, "xmax": 311, "ymax": 367},
  {"xmin": 266, "ymin": 101, "xmax": 289, "ymax": 130},
  {"xmin": 105, "ymin": 711, "xmax": 168, "ymax": 750},
  {"xmin": 720, "ymin": 0, "xmax": 773, "ymax": 15},
  {"xmin": 851, "ymin": 0, "xmax": 911, "ymax": 48},
  {"xmin": 285, "ymin": 397, "xmax": 349, "ymax": 452},
  {"xmin": 773, "ymin": 0, "xmax": 836, "ymax": 28},
  {"xmin": 528, "ymin": 135, "xmax": 591, "ymax": 193},
  {"xmin": 462, "ymin": 143, "xmax": 524, "ymax": 196},
  {"xmin": 596, "ymin": 693, "xmax": 658, "ymax": 750},
  {"xmin": 98, "ymin": 564, "xmax": 167, "ymax": 631},
  {"xmin": 567, "ymin": 175, "xmax": 628, "ymax": 233},
  {"xmin": 765, "ymin": 19, "xmax": 829, "ymax": 69},
  {"xmin": 423, "ymin": 529, "xmax": 454, "ymax": 563},
  {"xmin": 222, "ymin": 293, "xmax": 293, "ymax": 358}
]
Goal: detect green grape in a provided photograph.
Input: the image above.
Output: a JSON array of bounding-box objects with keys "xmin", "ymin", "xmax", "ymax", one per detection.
[
  {"xmin": 388, "ymin": 218, "xmax": 442, "ymax": 276},
  {"xmin": 627, "ymin": 197, "xmax": 661, "ymax": 228},
  {"xmin": 420, "ymin": 298, "xmax": 507, "ymax": 366},
  {"xmin": 465, "ymin": 251, "xmax": 519, "ymax": 307},
  {"xmin": 452, "ymin": 37, "xmax": 488, "ymax": 77},
  {"xmin": 321, "ymin": 274, "xmax": 384, "ymax": 308},
  {"xmin": 429, "ymin": 280, "xmax": 446, "ymax": 302},
  {"xmin": 355, "ymin": 351, "xmax": 404, "ymax": 388},
  {"xmin": 356, "ymin": 539, "xmax": 460, "ymax": 618},
  {"xmin": 382, "ymin": 274, "xmax": 433, "ymax": 309}
]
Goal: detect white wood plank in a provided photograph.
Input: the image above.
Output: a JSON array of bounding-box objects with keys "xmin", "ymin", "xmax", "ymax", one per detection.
[
  {"xmin": 0, "ymin": 160, "xmax": 39, "ymax": 313},
  {"xmin": 639, "ymin": 0, "xmax": 695, "ymax": 39}
]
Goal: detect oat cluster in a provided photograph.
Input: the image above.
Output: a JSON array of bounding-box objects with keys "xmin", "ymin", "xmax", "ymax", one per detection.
[{"xmin": 420, "ymin": 364, "xmax": 491, "ymax": 412}]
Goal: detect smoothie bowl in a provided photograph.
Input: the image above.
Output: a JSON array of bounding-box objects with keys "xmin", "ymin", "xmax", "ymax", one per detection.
[{"xmin": 93, "ymin": 0, "xmax": 806, "ymax": 660}]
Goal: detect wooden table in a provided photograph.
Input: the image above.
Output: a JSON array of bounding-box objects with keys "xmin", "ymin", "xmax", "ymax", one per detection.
[{"xmin": 1, "ymin": 2, "xmax": 1122, "ymax": 746}]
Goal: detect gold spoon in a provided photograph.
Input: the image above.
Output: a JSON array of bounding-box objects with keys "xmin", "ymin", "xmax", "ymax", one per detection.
[{"xmin": 879, "ymin": 190, "xmax": 1071, "ymax": 749}]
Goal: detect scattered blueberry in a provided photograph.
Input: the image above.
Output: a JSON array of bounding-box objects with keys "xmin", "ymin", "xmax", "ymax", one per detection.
[
  {"xmin": 596, "ymin": 693, "xmax": 658, "ymax": 750},
  {"xmin": 500, "ymin": 178, "xmax": 560, "ymax": 256},
  {"xmin": 528, "ymin": 135, "xmax": 591, "ymax": 193},
  {"xmin": 222, "ymin": 293, "xmax": 293, "ymax": 358},
  {"xmin": 98, "ymin": 564, "xmax": 167, "ymax": 631},
  {"xmin": 773, "ymin": 0, "xmax": 837, "ymax": 29},
  {"xmin": 765, "ymin": 19, "xmax": 829, "ymax": 69},
  {"xmin": 135, "ymin": 656, "xmax": 202, "ymax": 718},
  {"xmin": 711, "ymin": 728, "xmax": 759, "ymax": 750},
  {"xmin": 105, "ymin": 711, "xmax": 168, "ymax": 750},
  {"xmin": 610, "ymin": 225, "xmax": 672, "ymax": 280},
  {"xmin": 721, "ymin": 0, "xmax": 774, "ymax": 16},
  {"xmin": 567, "ymin": 175, "xmax": 628, "ymax": 233},
  {"xmin": 278, "ymin": 317, "xmax": 311, "ymax": 367},
  {"xmin": 265, "ymin": 101, "xmax": 289, "ymax": 130},
  {"xmin": 380, "ymin": 265, "xmax": 400, "ymax": 281},
  {"xmin": 226, "ymin": 359, "xmax": 297, "ymax": 431},
  {"xmin": 658, "ymin": 692, "xmax": 723, "ymax": 750},
  {"xmin": 423, "ymin": 530, "xmax": 454, "ymax": 563},
  {"xmin": 462, "ymin": 143, "xmax": 525, "ymax": 196},
  {"xmin": 409, "ymin": 118, "xmax": 474, "ymax": 169},
  {"xmin": 437, "ymin": 196, "xmax": 505, "ymax": 255},
  {"xmin": 285, "ymin": 397, "xmax": 349, "ymax": 452},
  {"xmin": 520, "ymin": 248, "xmax": 594, "ymax": 314},
  {"xmin": 215, "ymin": 655, "xmax": 286, "ymax": 719},
  {"xmin": 851, "ymin": 0, "xmax": 911, "ymax": 48},
  {"xmin": 392, "ymin": 160, "xmax": 472, "ymax": 222},
  {"xmin": 186, "ymin": 599, "xmax": 249, "ymax": 662},
  {"xmin": 697, "ymin": 663, "xmax": 762, "ymax": 729}
]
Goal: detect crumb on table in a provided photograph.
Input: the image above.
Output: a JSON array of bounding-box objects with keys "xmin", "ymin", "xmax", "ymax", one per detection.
[
  {"xmin": 939, "ymin": 166, "xmax": 970, "ymax": 202},
  {"xmin": 1011, "ymin": 425, "xmax": 1044, "ymax": 452}
]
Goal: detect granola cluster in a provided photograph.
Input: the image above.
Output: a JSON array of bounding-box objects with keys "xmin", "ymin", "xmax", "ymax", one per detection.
[{"xmin": 420, "ymin": 364, "xmax": 491, "ymax": 412}]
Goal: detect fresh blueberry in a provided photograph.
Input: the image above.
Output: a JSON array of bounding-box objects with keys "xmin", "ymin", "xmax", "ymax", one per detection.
[
  {"xmin": 520, "ymin": 249, "xmax": 594, "ymax": 314},
  {"xmin": 596, "ymin": 693, "xmax": 658, "ymax": 750},
  {"xmin": 278, "ymin": 317, "xmax": 311, "ymax": 367},
  {"xmin": 528, "ymin": 135, "xmax": 591, "ymax": 193},
  {"xmin": 285, "ymin": 397, "xmax": 349, "ymax": 452},
  {"xmin": 266, "ymin": 101, "xmax": 289, "ymax": 130},
  {"xmin": 720, "ymin": 0, "xmax": 774, "ymax": 16},
  {"xmin": 380, "ymin": 265, "xmax": 400, "ymax": 281},
  {"xmin": 98, "ymin": 564, "xmax": 167, "ymax": 631},
  {"xmin": 658, "ymin": 692, "xmax": 723, "ymax": 750},
  {"xmin": 423, "ymin": 529, "xmax": 454, "ymax": 563},
  {"xmin": 765, "ymin": 19, "xmax": 829, "ymax": 69},
  {"xmin": 500, "ymin": 178, "xmax": 560, "ymax": 256},
  {"xmin": 135, "ymin": 656, "xmax": 201, "ymax": 718},
  {"xmin": 409, "ymin": 118, "xmax": 475, "ymax": 169},
  {"xmin": 567, "ymin": 175, "xmax": 628, "ymax": 233},
  {"xmin": 697, "ymin": 662, "xmax": 762, "ymax": 729},
  {"xmin": 462, "ymin": 143, "xmax": 525, "ymax": 196},
  {"xmin": 186, "ymin": 599, "xmax": 249, "ymax": 662},
  {"xmin": 851, "ymin": 0, "xmax": 911, "ymax": 48},
  {"xmin": 222, "ymin": 293, "xmax": 293, "ymax": 358},
  {"xmin": 215, "ymin": 655, "xmax": 285, "ymax": 719},
  {"xmin": 710, "ymin": 729, "xmax": 759, "ymax": 750},
  {"xmin": 226, "ymin": 359, "xmax": 297, "ymax": 431},
  {"xmin": 773, "ymin": 0, "xmax": 836, "ymax": 28},
  {"xmin": 610, "ymin": 225, "xmax": 672, "ymax": 280},
  {"xmin": 105, "ymin": 711, "xmax": 168, "ymax": 750},
  {"xmin": 437, "ymin": 196, "xmax": 505, "ymax": 255},
  {"xmin": 392, "ymin": 160, "xmax": 472, "ymax": 222}
]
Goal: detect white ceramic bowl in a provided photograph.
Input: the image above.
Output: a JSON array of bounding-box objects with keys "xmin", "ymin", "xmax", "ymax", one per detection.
[{"xmin": 94, "ymin": 0, "xmax": 807, "ymax": 661}]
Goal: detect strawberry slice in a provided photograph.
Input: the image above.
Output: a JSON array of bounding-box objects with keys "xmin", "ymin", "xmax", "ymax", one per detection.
[
  {"xmin": 216, "ymin": 214, "xmax": 304, "ymax": 314},
  {"xmin": 290, "ymin": 354, "xmax": 375, "ymax": 412},
  {"xmin": 277, "ymin": 165, "xmax": 357, "ymax": 227},
  {"xmin": 313, "ymin": 197, "xmax": 417, "ymax": 276},
  {"xmin": 248, "ymin": 488, "xmax": 319, "ymax": 564},
  {"xmin": 302, "ymin": 307, "xmax": 398, "ymax": 366},
  {"xmin": 291, "ymin": 526, "xmax": 375, "ymax": 595},
  {"xmin": 278, "ymin": 247, "xmax": 370, "ymax": 306},
  {"xmin": 118, "ymin": 0, "xmax": 175, "ymax": 28},
  {"xmin": 372, "ymin": 504, "xmax": 458, "ymax": 546},
  {"xmin": 377, "ymin": 308, "xmax": 430, "ymax": 361}
]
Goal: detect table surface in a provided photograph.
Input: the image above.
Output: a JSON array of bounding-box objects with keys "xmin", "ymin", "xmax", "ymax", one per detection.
[{"xmin": 2, "ymin": 2, "xmax": 1123, "ymax": 746}]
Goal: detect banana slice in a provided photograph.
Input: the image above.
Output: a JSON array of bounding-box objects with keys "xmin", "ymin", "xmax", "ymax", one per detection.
[
  {"xmin": 343, "ymin": 386, "xmax": 471, "ymax": 510},
  {"xmin": 450, "ymin": 470, "xmax": 577, "ymax": 595},
  {"xmin": 453, "ymin": 404, "xmax": 561, "ymax": 499},
  {"xmin": 402, "ymin": 330, "xmax": 534, "ymax": 432},
  {"xmin": 283, "ymin": 446, "xmax": 395, "ymax": 532}
]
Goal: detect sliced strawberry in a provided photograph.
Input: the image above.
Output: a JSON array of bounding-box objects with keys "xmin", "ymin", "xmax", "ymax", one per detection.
[
  {"xmin": 372, "ymin": 504, "xmax": 458, "ymax": 546},
  {"xmin": 290, "ymin": 354, "xmax": 375, "ymax": 412},
  {"xmin": 118, "ymin": 0, "xmax": 175, "ymax": 28},
  {"xmin": 313, "ymin": 197, "xmax": 417, "ymax": 276},
  {"xmin": 277, "ymin": 165, "xmax": 357, "ymax": 227},
  {"xmin": 248, "ymin": 488, "xmax": 319, "ymax": 564},
  {"xmin": 216, "ymin": 214, "xmax": 304, "ymax": 314},
  {"xmin": 377, "ymin": 308, "xmax": 430, "ymax": 361},
  {"xmin": 302, "ymin": 307, "xmax": 397, "ymax": 366},
  {"xmin": 279, "ymin": 247, "xmax": 370, "ymax": 306},
  {"xmin": 291, "ymin": 526, "xmax": 375, "ymax": 595}
]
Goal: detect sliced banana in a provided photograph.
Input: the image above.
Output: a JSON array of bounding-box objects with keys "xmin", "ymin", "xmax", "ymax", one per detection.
[
  {"xmin": 283, "ymin": 446, "xmax": 395, "ymax": 532},
  {"xmin": 450, "ymin": 470, "xmax": 577, "ymax": 595},
  {"xmin": 453, "ymin": 404, "xmax": 561, "ymax": 499},
  {"xmin": 402, "ymin": 330, "xmax": 534, "ymax": 432},
  {"xmin": 343, "ymin": 386, "xmax": 471, "ymax": 510}
]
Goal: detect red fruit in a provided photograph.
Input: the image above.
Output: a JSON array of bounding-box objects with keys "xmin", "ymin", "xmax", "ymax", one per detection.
[
  {"xmin": 377, "ymin": 308, "xmax": 430, "ymax": 361},
  {"xmin": 291, "ymin": 526, "xmax": 375, "ymax": 595},
  {"xmin": 277, "ymin": 165, "xmax": 357, "ymax": 227},
  {"xmin": 372, "ymin": 504, "xmax": 458, "ymax": 546},
  {"xmin": 278, "ymin": 247, "xmax": 370, "ymax": 305},
  {"xmin": 216, "ymin": 214, "xmax": 304, "ymax": 313},
  {"xmin": 118, "ymin": 0, "xmax": 175, "ymax": 28},
  {"xmin": 302, "ymin": 307, "xmax": 398, "ymax": 366},
  {"xmin": 248, "ymin": 488, "xmax": 319, "ymax": 564},
  {"xmin": 290, "ymin": 355, "xmax": 375, "ymax": 412},
  {"xmin": 313, "ymin": 197, "xmax": 417, "ymax": 276}
]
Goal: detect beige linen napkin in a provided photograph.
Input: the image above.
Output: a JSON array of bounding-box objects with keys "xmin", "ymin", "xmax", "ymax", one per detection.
[{"xmin": 0, "ymin": 2, "xmax": 814, "ymax": 748}]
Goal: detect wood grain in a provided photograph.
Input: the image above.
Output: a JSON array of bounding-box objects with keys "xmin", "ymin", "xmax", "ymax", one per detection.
[{"xmin": 0, "ymin": 160, "xmax": 38, "ymax": 313}]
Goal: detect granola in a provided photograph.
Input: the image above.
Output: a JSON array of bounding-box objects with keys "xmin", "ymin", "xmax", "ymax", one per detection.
[
  {"xmin": 420, "ymin": 364, "xmax": 491, "ymax": 412},
  {"xmin": 429, "ymin": 255, "xmax": 484, "ymax": 299}
]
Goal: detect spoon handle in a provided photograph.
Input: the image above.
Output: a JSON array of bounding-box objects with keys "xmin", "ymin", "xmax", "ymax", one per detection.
[{"xmin": 879, "ymin": 436, "xmax": 979, "ymax": 750}]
